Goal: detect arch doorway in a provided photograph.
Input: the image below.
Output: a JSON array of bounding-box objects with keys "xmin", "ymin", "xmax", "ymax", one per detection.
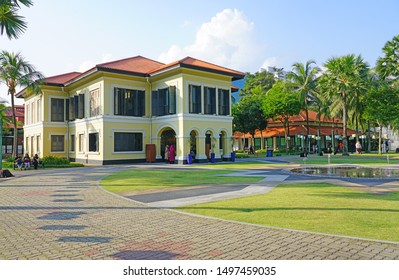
[
  {"xmin": 205, "ymin": 130, "xmax": 214, "ymax": 161},
  {"xmin": 160, "ymin": 128, "xmax": 176, "ymax": 161},
  {"xmin": 189, "ymin": 130, "xmax": 198, "ymax": 161}
]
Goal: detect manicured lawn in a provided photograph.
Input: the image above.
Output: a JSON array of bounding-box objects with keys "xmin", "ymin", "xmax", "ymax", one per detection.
[
  {"xmin": 178, "ymin": 183, "xmax": 399, "ymax": 242},
  {"xmin": 101, "ymin": 169, "xmax": 263, "ymax": 193}
]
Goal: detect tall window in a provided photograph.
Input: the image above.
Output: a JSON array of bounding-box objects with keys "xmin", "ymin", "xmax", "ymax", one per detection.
[
  {"xmin": 152, "ymin": 86, "xmax": 176, "ymax": 116},
  {"xmin": 204, "ymin": 87, "xmax": 216, "ymax": 115},
  {"xmin": 189, "ymin": 85, "xmax": 201, "ymax": 113},
  {"xmin": 89, "ymin": 133, "xmax": 99, "ymax": 152},
  {"xmin": 90, "ymin": 89, "xmax": 101, "ymax": 117},
  {"xmin": 78, "ymin": 94, "xmax": 85, "ymax": 119},
  {"xmin": 114, "ymin": 88, "xmax": 145, "ymax": 116},
  {"xmin": 26, "ymin": 104, "xmax": 30, "ymax": 124},
  {"xmin": 51, "ymin": 135, "xmax": 64, "ymax": 152},
  {"xmin": 78, "ymin": 134, "xmax": 84, "ymax": 152},
  {"xmin": 36, "ymin": 135, "xmax": 40, "ymax": 154},
  {"xmin": 37, "ymin": 99, "xmax": 41, "ymax": 122},
  {"xmin": 70, "ymin": 135, "xmax": 75, "ymax": 152},
  {"xmin": 218, "ymin": 89, "xmax": 230, "ymax": 115},
  {"xmin": 51, "ymin": 98, "xmax": 64, "ymax": 122},
  {"xmin": 114, "ymin": 132, "xmax": 143, "ymax": 152}
]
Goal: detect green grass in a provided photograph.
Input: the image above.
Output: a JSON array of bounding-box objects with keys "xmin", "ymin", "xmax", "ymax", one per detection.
[
  {"xmin": 178, "ymin": 183, "xmax": 399, "ymax": 242},
  {"xmin": 101, "ymin": 169, "xmax": 263, "ymax": 193}
]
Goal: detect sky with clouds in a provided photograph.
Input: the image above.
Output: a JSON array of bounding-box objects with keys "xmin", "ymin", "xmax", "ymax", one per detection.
[{"xmin": 1, "ymin": 0, "xmax": 399, "ymax": 104}]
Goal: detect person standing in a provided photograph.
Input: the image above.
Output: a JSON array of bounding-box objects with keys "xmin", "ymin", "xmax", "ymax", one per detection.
[
  {"xmin": 164, "ymin": 145, "xmax": 170, "ymax": 162},
  {"xmin": 355, "ymin": 141, "xmax": 362, "ymax": 154},
  {"xmin": 169, "ymin": 145, "xmax": 175, "ymax": 164}
]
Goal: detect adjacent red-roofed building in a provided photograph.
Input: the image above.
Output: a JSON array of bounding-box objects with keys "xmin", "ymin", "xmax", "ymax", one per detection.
[{"xmin": 234, "ymin": 109, "xmax": 360, "ymax": 153}]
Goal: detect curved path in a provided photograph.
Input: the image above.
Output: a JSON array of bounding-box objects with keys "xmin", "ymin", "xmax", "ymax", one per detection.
[{"xmin": 1, "ymin": 165, "xmax": 399, "ymax": 260}]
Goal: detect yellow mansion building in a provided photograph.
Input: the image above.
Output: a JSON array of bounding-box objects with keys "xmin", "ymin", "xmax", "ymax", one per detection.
[{"xmin": 18, "ymin": 56, "xmax": 244, "ymax": 164}]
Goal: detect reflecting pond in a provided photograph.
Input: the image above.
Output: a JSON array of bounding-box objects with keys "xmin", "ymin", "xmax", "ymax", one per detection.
[{"xmin": 290, "ymin": 166, "xmax": 399, "ymax": 179}]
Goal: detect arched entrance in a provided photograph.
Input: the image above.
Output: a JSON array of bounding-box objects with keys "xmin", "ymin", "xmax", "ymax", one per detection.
[
  {"xmin": 189, "ymin": 130, "xmax": 198, "ymax": 161},
  {"xmin": 160, "ymin": 128, "xmax": 176, "ymax": 161},
  {"xmin": 205, "ymin": 130, "xmax": 214, "ymax": 161},
  {"xmin": 219, "ymin": 131, "xmax": 227, "ymax": 159}
]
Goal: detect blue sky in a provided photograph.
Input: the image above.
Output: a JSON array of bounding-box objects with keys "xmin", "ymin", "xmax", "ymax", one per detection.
[{"xmin": 1, "ymin": 0, "xmax": 399, "ymax": 103}]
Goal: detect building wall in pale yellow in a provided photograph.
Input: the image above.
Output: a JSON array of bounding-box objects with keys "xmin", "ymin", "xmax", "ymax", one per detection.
[{"xmin": 22, "ymin": 65, "xmax": 236, "ymax": 164}]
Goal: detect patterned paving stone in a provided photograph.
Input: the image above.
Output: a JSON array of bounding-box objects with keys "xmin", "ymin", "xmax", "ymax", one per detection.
[{"xmin": 1, "ymin": 164, "xmax": 399, "ymax": 260}]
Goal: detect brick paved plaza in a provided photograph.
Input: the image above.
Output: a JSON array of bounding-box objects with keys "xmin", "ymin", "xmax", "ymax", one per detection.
[{"xmin": 1, "ymin": 165, "xmax": 399, "ymax": 260}]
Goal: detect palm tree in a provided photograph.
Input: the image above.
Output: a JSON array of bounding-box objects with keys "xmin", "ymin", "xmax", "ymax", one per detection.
[
  {"xmin": 376, "ymin": 34, "xmax": 399, "ymax": 80},
  {"xmin": 0, "ymin": 51, "xmax": 43, "ymax": 158},
  {"xmin": 286, "ymin": 60, "xmax": 320, "ymax": 153},
  {"xmin": 320, "ymin": 54, "xmax": 369, "ymax": 155},
  {"xmin": 0, "ymin": 0, "xmax": 32, "ymax": 39}
]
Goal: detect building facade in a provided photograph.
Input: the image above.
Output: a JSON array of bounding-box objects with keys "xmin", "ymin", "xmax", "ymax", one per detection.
[
  {"xmin": 18, "ymin": 56, "xmax": 244, "ymax": 164},
  {"xmin": 234, "ymin": 110, "xmax": 360, "ymax": 153}
]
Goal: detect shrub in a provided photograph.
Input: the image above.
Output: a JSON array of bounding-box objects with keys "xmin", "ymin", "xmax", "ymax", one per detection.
[{"xmin": 42, "ymin": 156, "xmax": 70, "ymax": 165}]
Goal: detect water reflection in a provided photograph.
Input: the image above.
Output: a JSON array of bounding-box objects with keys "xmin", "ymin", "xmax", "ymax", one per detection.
[{"xmin": 291, "ymin": 166, "xmax": 399, "ymax": 178}]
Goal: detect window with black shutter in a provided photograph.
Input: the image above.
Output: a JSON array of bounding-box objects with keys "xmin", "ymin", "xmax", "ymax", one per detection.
[
  {"xmin": 114, "ymin": 88, "xmax": 145, "ymax": 116},
  {"xmin": 51, "ymin": 98, "xmax": 64, "ymax": 122},
  {"xmin": 189, "ymin": 85, "xmax": 201, "ymax": 113},
  {"xmin": 78, "ymin": 94, "xmax": 85, "ymax": 119},
  {"xmin": 151, "ymin": 86, "xmax": 176, "ymax": 116},
  {"xmin": 218, "ymin": 89, "xmax": 230, "ymax": 115},
  {"xmin": 204, "ymin": 87, "xmax": 216, "ymax": 114},
  {"xmin": 69, "ymin": 97, "xmax": 75, "ymax": 120}
]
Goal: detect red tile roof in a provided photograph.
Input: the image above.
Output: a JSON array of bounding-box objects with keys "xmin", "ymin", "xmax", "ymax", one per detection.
[
  {"xmin": 152, "ymin": 56, "xmax": 245, "ymax": 80},
  {"xmin": 17, "ymin": 56, "xmax": 244, "ymax": 97},
  {"xmin": 43, "ymin": 72, "xmax": 82, "ymax": 86},
  {"xmin": 96, "ymin": 56, "xmax": 165, "ymax": 76}
]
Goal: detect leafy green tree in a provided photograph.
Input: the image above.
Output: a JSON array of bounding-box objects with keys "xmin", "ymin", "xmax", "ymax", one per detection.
[
  {"xmin": 262, "ymin": 80, "xmax": 302, "ymax": 152},
  {"xmin": 240, "ymin": 70, "xmax": 275, "ymax": 97},
  {"xmin": 319, "ymin": 54, "xmax": 369, "ymax": 155},
  {"xmin": 286, "ymin": 60, "xmax": 320, "ymax": 153},
  {"xmin": 232, "ymin": 85, "xmax": 269, "ymax": 149},
  {"xmin": 0, "ymin": 51, "xmax": 43, "ymax": 157},
  {"xmin": 363, "ymin": 81, "xmax": 399, "ymax": 153},
  {"xmin": 376, "ymin": 34, "xmax": 399, "ymax": 81},
  {"xmin": 0, "ymin": 0, "xmax": 32, "ymax": 39}
]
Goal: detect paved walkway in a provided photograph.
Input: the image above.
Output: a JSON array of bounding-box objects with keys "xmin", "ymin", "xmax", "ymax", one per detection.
[{"xmin": 1, "ymin": 163, "xmax": 399, "ymax": 260}]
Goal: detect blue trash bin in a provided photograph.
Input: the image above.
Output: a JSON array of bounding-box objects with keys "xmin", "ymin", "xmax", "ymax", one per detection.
[
  {"xmin": 210, "ymin": 153, "xmax": 215, "ymax": 163},
  {"xmin": 187, "ymin": 154, "xmax": 192, "ymax": 164},
  {"xmin": 267, "ymin": 150, "xmax": 273, "ymax": 157},
  {"xmin": 231, "ymin": 152, "xmax": 235, "ymax": 162}
]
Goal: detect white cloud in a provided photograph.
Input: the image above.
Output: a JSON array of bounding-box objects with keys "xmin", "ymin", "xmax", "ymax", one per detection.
[
  {"xmin": 158, "ymin": 9, "xmax": 262, "ymax": 72},
  {"xmin": 77, "ymin": 53, "xmax": 114, "ymax": 73},
  {"xmin": 260, "ymin": 57, "xmax": 278, "ymax": 70}
]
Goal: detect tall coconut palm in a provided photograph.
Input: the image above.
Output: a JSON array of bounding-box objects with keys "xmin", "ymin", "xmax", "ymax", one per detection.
[
  {"xmin": 319, "ymin": 54, "xmax": 369, "ymax": 155},
  {"xmin": 376, "ymin": 34, "xmax": 399, "ymax": 80},
  {"xmin": 0, "ymin": 51, "xmax": 42, "ymax": 158},
  {"xmin": 286, "ymin": 60, "xmax": 320, "ymax": 153},
  {"xmin": 0, "ymin": 0, "xmax": 32, "ymax": 39}
]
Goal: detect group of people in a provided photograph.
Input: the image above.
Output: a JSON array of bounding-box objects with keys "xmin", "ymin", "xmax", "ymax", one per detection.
[
  {"xmin": 15, "ymin": 153, "xmax": 40, "ymax": 170},
  {"xmin": 164, "ymin": 145, "xmax": 175, "ymax": 164}
]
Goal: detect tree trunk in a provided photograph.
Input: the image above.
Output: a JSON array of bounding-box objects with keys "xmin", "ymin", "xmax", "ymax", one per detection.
[
  {"xmin": 305, "ymin": 104, "xmax": 310, "ymax": 153},
  {"xmin": 342, "ymin": 91, "xmax": 349, "ymax": 156},
  {"xmin": 10, "ymin": 90, "xmax": 18, "ymax": 159},
  {"xmin": 378, "ymin": 124, "xmax": 382, "ymax": 154},
  {"xmin": 283, "ymin": 121, "xmax": 289, "ymax": 153},
  {"xmin": 367, "ymin": 121, "xmax": 371, "ymax": 153}
]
